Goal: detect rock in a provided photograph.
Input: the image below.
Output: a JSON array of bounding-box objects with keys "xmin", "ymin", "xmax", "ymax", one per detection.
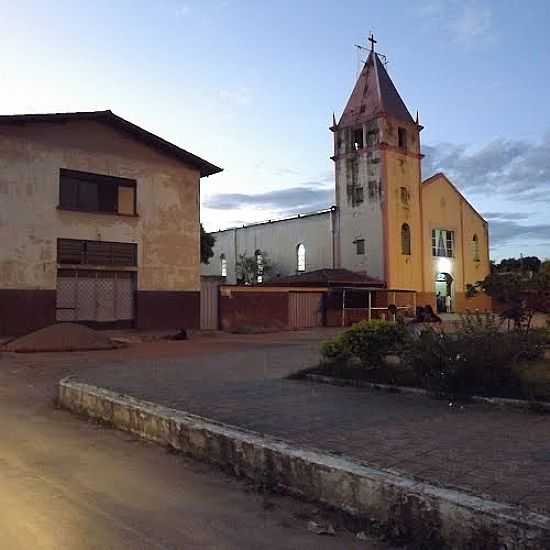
[
  {"xmin": 307, "ymin": 520, "xmax": 336, "ymax": 536},
  {"xmin": 346, "ymin": 355, "xmax": 362, "ymax": 368},
  {"xmin": 383, "ymin": 354, "xmax": 401, "ymax": 367}
]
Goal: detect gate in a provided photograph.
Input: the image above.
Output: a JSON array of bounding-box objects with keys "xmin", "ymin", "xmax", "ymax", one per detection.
[
  {"xmin": 56, "ymin": 269, "xmax": 135, "ymax": 326},
  {"xmin": 288, "ymin": 291, "xmax": 323, "ymax": 330},
  {"xmin": 200, "ymin": 277, "xmax": 222, "ymax": 330}
]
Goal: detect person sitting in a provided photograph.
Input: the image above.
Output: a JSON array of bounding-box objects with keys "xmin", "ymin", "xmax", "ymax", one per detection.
[{"xmin": 424, "ymin": 304, "xmax": 442, "ymax": 323}]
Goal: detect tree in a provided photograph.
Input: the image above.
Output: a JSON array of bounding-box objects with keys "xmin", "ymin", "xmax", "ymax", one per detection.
[
  {"xmin": 200, "ymin": 224, "xmax": 215, "ymax": 264},
  {"xmin": 235, "ymin": 250, "xmax": 272, "ymax": 285},
  {"xmin": 495, "ymin": 256, "xmax": 541, "ymax": 274},
  {"xmin": 474, "ymin": 270, "xmax": 550, "ymax": 331}
]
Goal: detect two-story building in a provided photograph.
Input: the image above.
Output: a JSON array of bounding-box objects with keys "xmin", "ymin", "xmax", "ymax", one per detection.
[{"xmin": 0, "ymin": 110, "xmax": 221, "ymax": 336}]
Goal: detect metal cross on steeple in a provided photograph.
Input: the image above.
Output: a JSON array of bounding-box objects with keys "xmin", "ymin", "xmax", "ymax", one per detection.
[{"xmin": 368, "ymin": 32, "xmax": 377, "ymax": 52}]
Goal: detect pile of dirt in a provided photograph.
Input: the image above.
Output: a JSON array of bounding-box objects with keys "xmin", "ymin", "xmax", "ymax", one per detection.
[{"xmin": 4, "ymin": 323, "xmax": 117, "ymax": 353}]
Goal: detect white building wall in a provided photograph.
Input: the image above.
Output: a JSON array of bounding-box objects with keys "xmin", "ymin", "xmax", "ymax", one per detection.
[
  {"xmin": 202, "ymin": 211, "xmax": 334, "ymax": 284},
  {"xmin": 333, "ymin": 122, "xmax": 386, "ymax": 281}
]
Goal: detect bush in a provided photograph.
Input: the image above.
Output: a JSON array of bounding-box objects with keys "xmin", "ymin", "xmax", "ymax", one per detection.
[
  {"xmin": 321, "ymin": 320, "xmax": 406, "ymax": 367},
  {"xmin": 406, "ymin": 315, "xmax": 549, "ymax": 399}
]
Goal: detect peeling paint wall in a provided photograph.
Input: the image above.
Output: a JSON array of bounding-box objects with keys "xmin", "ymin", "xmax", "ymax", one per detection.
[
  {"xmin": 334, "ymin": 119, "xmax": 385, "ymax": 279},
  {"xmin": 0, "ymin": 120, "xmax": 201, "ymax": 292},
  {"xmin": 202, "ymin": 212, "xmax": 334, "ymax": 284}
]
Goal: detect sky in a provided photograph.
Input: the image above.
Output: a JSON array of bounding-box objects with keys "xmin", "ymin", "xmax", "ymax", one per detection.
[{"xmin": 1, "ymin": 0, "xmax": 549, "ymax": 261}]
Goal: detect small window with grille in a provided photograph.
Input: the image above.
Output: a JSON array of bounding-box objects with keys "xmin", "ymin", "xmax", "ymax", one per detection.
[{"xmin": 355, "ymin": 239, "xmax": 365, "ymax": 256}]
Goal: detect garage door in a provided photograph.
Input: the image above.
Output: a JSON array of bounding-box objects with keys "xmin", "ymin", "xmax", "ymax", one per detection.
[{"xmin": 56, "ymin": 269, "xmax": 135, "ymax": 326}]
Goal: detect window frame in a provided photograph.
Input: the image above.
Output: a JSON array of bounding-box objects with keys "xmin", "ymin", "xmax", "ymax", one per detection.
[
  {"xmin": 401, "ymin": 223, "xmax": 411, "ymax": 255},
  {"xmin": 255, "ymin": 249, "xmax": 264, "ymax": 284},
  {"xmin": 398, "ymin": 127, "xmax": 407, "ymax": 149},
  {"xmin": 296, "ymin": 243, "xmax": 306, "ymax": 272},
  {"xmin": 58, "ymin": 168, "xmax": 137, "ymax": 216},
  {"xmin": 400, "ymin": 186, "xmax": 409, "ymax": 206},
  {"xmin": 353, "ymin": 185, "xmax": 364, "ymax": 206},
  {"xmin": 472, "ymin": 234, "xmax": 480, "ymax": 262},
  {"xmin": 57, "ymin": 238, "xmax": 137, "ymax": 267},
  {"xmin": 432, "ymin": 229, "xmax": 455, "ymax": 258}
]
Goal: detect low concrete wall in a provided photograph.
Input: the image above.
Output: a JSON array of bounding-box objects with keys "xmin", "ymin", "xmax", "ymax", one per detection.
[{"xmin": 58, "ymin": 377, "xmax": 550, "ymax": 549}]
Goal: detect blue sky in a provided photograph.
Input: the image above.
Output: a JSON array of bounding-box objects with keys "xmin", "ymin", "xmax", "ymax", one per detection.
[{"xmin": 2, "ymin": 0, "xmax": 549, "ymax": 260}]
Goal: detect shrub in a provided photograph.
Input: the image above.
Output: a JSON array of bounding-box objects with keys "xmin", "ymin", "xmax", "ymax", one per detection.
[
  {"xmin": 406, "ymin": 318, "xmax": 548, "ymax": 399},
  {"xmin": 321, "ymin": 320, "xmax": 406, "ymax": 367}
]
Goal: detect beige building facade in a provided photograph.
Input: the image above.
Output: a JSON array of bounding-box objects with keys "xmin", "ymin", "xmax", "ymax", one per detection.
[{"xmin": 0, "ymin": 111, "xmax": 221, "ymax": 336}]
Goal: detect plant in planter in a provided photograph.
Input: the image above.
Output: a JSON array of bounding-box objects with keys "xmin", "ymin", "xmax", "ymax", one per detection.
[{"xmin": 321, "ymin": 320, "xmax": 407, "ymax": 367}]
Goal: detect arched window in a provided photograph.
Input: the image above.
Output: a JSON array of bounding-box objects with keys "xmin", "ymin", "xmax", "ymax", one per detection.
[
  {"xmin": 472, "ymin": 234, "xmax": 480, "ymax": 262},
  {"xmin": 401, "ymin": 223, "xmax": 411, "ymax": 255},
  {"xmin": 220, "ymin": 253, "xmax": 227, "ymax": 277},
  {"xmin": 255, "ymin": 249, "xmax": 264, "ymax": 283},
  {"xmin": 296, "ymin": 243, "xmax": 306, "ymax": 272}
]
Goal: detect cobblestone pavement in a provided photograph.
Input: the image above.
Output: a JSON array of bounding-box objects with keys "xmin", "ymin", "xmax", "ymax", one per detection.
[
  {"xmin": 0, "ymin": 330, "xmax": 391, "ymax": 550},
  {"xmin": 8, "ymin": 329, "xmax": 550, "ymax": 515}
]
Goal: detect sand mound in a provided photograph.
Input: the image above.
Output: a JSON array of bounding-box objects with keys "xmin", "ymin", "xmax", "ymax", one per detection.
[{"xmin": 5, "ymin": 323, "xmax": 117, "ymax": 353}]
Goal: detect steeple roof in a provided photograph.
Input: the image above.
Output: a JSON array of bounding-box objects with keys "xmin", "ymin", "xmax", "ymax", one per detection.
[{"xmin": 338, "ymin": 51, "xmax": 414, "ymax": 127}]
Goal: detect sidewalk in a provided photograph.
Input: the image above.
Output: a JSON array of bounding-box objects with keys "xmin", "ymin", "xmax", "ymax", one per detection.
[{"xmin": 71, "ymin": 338, "xmax": 550, "ymax": 515}]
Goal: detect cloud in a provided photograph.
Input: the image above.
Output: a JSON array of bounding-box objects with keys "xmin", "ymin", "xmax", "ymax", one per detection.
[
  {"xmin": 489, "ymin": 219, "xmax": 550, "ymax": 247},
  {"xmin": 422, "ymin": 134, "xmax": 550, "ymax": 202},
  {"xmin": 421, "ymin": 1, "xmax": 495, "ymax": 46},
  {"xmin": 218, "ymin": 87, "xmax": 252, "ymax": 107},
  {"xmin": 175, "ymin": 4, "xmax": 190, "ymax": 17},
  {"xmin": 204, "ymin": 185, "xmax": 334, "ymax": 213},
  {"xmin": 483, "ymin": 212, "xmax": 530, "ymax": 221},
  {"xmin": 450, "ymin": 3, "xmax": 493, "ymax": 44}
]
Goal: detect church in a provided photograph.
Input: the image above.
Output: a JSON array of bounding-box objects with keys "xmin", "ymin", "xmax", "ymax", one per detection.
[{"xmin": 202, "ymin": 42, "xmax": 491, "ymax": 313}]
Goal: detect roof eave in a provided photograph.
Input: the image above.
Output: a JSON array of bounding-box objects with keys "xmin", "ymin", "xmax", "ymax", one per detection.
[{"xmin": 0, "ymin": 110, "xmax": 223, "ymax": 178}]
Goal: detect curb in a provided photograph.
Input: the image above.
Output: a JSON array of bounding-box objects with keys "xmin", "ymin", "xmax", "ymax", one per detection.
[
  {"xmin": 304, "ymin": 373, "xmax": 550, "ymax": 413},
  {"xmin": 58, "ymin": 376, "xmax": 550, "ymax": 549}
]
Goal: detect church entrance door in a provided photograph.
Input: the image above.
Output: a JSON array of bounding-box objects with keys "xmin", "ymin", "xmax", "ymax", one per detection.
[{"xmin": 435, "ymin": 272, "xmax": 453, "ymax": 313}]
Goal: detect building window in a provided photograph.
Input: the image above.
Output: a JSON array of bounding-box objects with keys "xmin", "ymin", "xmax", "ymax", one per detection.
[
  {"xmin": 432, "ymin": 229, "xmax": 455, "ymax": 258},
  {"xmin": 59, "ymin": 169, "xmax": 136, "ymax": 216},
  {"xmin": 401, "ymin": 223, "xmax": 411, "ymax": 255},
  {"xmin": 220, "ymin": 254, "xmax": 227, "ymax": 277},
  {"xmin": 355, "ymin": 239, "xmax": 365, "ymax": 256},
  {"xmin": 296, "ymin": 243, "xmax": 306, "ymax": 272},
  {"xmin": 472, "ymin": 234, "xmax": 480, "ymax": 262},
  {"xmin": 400, "ymin": 186, "xmax": 409, "ymax": 205},
  {"xmin": 353, "ymin": 186, "xmax": 364, "ymax": 206},
  {"xmin": 398, "ymin": 127, "xmax": 407, "ymax": 149},
  {"xmin": 57, "ymin": 238, "xmax": 137, "ymax": 266},
  {"xmin": 255, "ymin": 249, "xmax": 264, "ymax": 283},
  {"xmin": 353, "ymin": 128, "xmax": 364, "ymax": 150}
]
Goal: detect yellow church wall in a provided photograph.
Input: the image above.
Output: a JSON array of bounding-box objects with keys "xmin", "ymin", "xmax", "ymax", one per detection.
[
  {"xmin": 383, "ymin": 148, "xmax": 424, "ymax": 292},
  {"xmin": 421, "ymin": 175, "xmax": 465, "ymax": 310},
  {"xmin": 420, "ymin": 174, "xmax": 492, "ymax": 312}
]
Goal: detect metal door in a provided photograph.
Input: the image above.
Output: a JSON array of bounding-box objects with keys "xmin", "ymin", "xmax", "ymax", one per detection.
[
  {"xmin": 200, "ymin": 277, "xmax": 221, "ymax": 330},
  {"xmin": 56, "ymin": 270, "xmax": 135, "ymax": 324},
  {"xmin": 288, "ymin": 292, "xmax": 323, "ymax": 330}
]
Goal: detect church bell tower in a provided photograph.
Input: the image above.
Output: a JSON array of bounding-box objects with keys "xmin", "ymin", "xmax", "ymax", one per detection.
[{"xmin": 331, "ymin": 37, "xmax": 424, "ymax": 291}]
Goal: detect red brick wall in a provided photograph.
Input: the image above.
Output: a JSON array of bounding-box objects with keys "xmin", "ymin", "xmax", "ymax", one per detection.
[{"xmin": 220, "ymin": 292, "xmax": 289, "ymax": 332}]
